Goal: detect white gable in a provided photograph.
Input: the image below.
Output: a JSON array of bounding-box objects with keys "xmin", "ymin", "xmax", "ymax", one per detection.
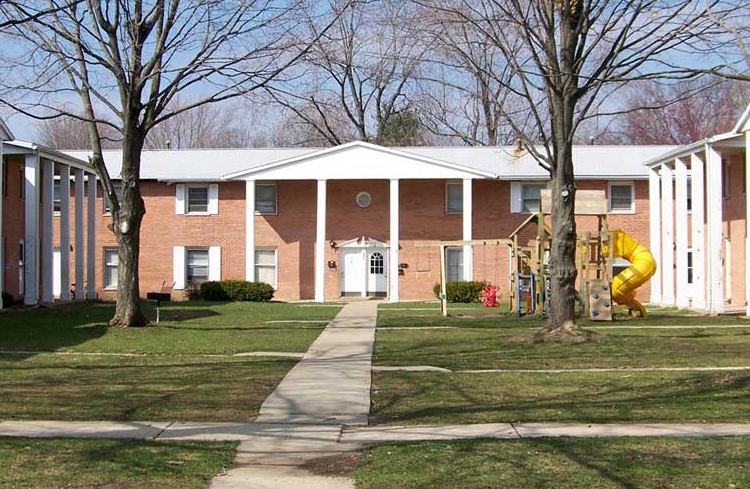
[
  {"xmin": 224, "ymin": 141, "xmax": 498, "ymax": 181},
  {"xmin": 336, "ymin": 236, "xmax": 389, "ymax": 248}
]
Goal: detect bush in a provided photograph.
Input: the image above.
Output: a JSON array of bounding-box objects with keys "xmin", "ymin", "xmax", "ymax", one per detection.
[
  {"xmin": 197, "ymin": 280, "xmax": 274, "ymax": 302},
  {"xmin": 2, "ymin": 291, "xmax": 13, "ymax": 308},
  {"xmin": 433, "ymin": 281, "xmax": 488, "ymax": 303},
  {"xmin": 198, "ymin": 281, "xmax": 229, "ymax": 301}
]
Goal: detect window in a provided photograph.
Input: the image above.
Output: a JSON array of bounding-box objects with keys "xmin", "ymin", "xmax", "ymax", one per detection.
[
  {"xmin": 186, "ymin": 249, "xmax": 209, "ymax": 285},
  {"xmin": 446, "ymin": 247, "xmax": 463, "ymax": 282},
  {"xmin": 255, "ymin": 183, "xmax": 277, "ymax": 214},
  {"xmin": 370, "ymin": 252, "xmax": 384, "ymax": 274},
  {"xmin": 175, "ymin": 184, "xmax": 218, "ymax": 215},
  {"xmin": 686, "ymin": 179, "xmax": 692, "ymax": 212},
  {"xmin": 446, "ymin": 181, "xmax": 462, "ymax": 214},
  {"xmin": 103, "ymin": 181, "xmax": 124, "ymax": 214},
  {"xmin": 103, "ymin": 248, "xmax": 118, "ymax": 289},
  {"xmin": 608, "ymin": 183, "xmax": 635, "ymax": 213},
  {"xmin": 522, "ymin": 183, "xmax": 544, "ymax": 213},
  {"xmin": 53, "ymin": 179, "xmax": 61, "ymax": 213},
  {"xmin": 255, "ymin": 248, "xmax": 277, "ymax": 288},
  {"xmin": 187, "ymin": 186, "xmax": 209, "ymax": 213},
  {"xmin": 687, "ymin": 249, "xmax": 694, "ymax": 285}
]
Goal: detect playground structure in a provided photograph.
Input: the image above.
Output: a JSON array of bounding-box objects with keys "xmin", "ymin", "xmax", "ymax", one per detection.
[{"xmin": 509, "ymin": 190, "xmax": 657, "ymax": 319}]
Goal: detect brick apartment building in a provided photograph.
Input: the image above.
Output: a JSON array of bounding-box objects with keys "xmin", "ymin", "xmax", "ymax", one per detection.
[{"xmin": 2, "ymin": 110, "xmax": 749, "ymax": 315}]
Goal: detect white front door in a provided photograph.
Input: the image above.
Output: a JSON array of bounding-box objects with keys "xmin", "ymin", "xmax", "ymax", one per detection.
[
  {"xmin": 341, "ymin": 249, "xmax": 365, "ymax": 296},
  {"xmin": 367, "ymin": 250, "xmax": 387, "ymax": 296}
]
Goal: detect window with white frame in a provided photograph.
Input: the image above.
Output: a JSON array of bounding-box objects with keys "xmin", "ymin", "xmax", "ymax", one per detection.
[
  {"xmin": 255, "ymin": 183, "xmax": 277, "ymax": 214},
  {"xmin": 175, "ymin": 184, "xmax": 218, "ymax": 215},
  {"xmin": 53, "ymin": 179, "xmax": 61, "ymax": 213},
  {"xmin": 522, "ymin": 183, "xmax": 544, "ymax": 213},
  {"xmin": 103, "ymin": 181, "xmax": 124, "ymax": 214},
  {"xmin": 722, "ymin": 158, "xmax": 731, "ymax": 199},
  {"xmin": 686, "ymin": 179, "xmax": 692, "ymax": 212},
  {"xmin": 103, "ymin": 248, "xmax": 118, "ymax": 289},
  {"xmin": 446, "ymin": 247, "xmax": 463, "ymax": 282},
  {"xmin": 608, "ymin": 182, "xmax": 635, "ymax": 213},
  {"xmin": 255, "ymin": 248, "xmax": 277, "ymax": 288},
  {"xmin": 446, "ymin": 181, "xmax": 462, "ymax": 214},
  {"xmin": 687, "ymin": 249, "xmax": 694, "ymax": 285},
  {"xmin": 186, "ymin": 248, "xmax": 210, "ymax": 285}
]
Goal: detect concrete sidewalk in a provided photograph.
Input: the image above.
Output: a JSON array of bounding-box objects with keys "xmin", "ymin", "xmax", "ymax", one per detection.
[{"xmin": 255, "ymin": 300, "xmax": 378, "ymax": 426}]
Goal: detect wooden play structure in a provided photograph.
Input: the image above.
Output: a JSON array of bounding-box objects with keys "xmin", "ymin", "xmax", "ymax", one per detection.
[{"xmin": 508, "ymin": 190, "xmax": 657, "ymax": 320}]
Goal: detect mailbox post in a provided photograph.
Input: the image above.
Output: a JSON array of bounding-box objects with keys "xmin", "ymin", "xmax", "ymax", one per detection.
[{"xmin": 146, "ymin": 292, "xmax": 171, "ymax": 323}]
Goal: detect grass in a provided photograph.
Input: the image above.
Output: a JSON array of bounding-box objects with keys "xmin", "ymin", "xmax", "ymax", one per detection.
[
  {"xmin": 0, "ymin": 300, "xmax": 341, "ymax": 421},
  {"xmin": 0, "ymin": 300, "xmax": 340, "ymax": 354},
  {"xmin": 373, "ymin": 303, "xmax": 750, "ymax": 426},
  {"xmin": 370, "ymin": 371, "xmax": 750, "ymax": 425},
  {"xmin": 0, "ymin": 437, "xmax": 236, "ymax": 489},
  {"xmin": 353, "ymin": 437, "xmax": 750, "ymax": 489},
  {"xmin": 0, "ymin": 354, "xmax": 295, "ymax": 421}
]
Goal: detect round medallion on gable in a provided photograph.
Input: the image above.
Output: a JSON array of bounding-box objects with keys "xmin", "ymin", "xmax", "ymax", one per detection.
[{"xmin": 356, "ymin": 191, "xmax": 372, "ymax": 208}]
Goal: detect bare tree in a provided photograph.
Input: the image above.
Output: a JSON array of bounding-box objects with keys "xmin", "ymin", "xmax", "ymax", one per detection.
[
  {"xmin": 0, "ymin": 0, "xmax": 338, "ymax": 326},
  {"xmin": 267, "ymin": 0, "xmax": 427, "ymax": 146},
  {"xmin": 37, "ymin": 114, "xmax": 121, "ymax": 149},
  {"xmin": 145, "ymin": 100, "xmax": 257, "ymax": 149},
  {"xmin": 425, "ymin": 0, "xmax": 732, "ymax": 337},
  {"xmin": 617, "ymin": 78, "xmax": 750, "ymax": 144}
]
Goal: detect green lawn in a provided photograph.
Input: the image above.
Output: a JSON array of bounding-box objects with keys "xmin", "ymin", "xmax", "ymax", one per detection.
[
  {"xmin": 0, "ymin": 300, "xmax": 339, "ymax": 354},
  {"xmin": 373, "ymin": 303, "xmax": 750, "ymax": 426},
  {"xmin": 353, "ymin": 437, "xmax": 750, "ymax": 489},
  {"xmin": 0, "ymin": 300, "xmax": 340, "ymax": 421},
  {"xmin": 0, "ymin": 437, "xmax": 236, "ymax": 489}
]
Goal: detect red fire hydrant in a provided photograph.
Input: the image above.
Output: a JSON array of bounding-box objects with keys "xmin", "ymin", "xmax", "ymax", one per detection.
[{"xmin": 482, "ymin": 284, "xmax": 499, "ymax": 307}]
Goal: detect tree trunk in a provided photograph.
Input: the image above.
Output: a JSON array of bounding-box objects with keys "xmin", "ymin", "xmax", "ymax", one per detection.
[{"xmin": 109, "ymin": 132, "xmax": 148, "ymax": 327}]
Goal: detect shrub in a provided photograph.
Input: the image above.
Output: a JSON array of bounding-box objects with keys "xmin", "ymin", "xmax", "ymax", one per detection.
[
  {"xmin": 198, "ymin": 281, "xmax": 229, "ymax": 301},
  {"xmin": 2, "ymin": 291, "xmax": 13, "ymax": 308},
  {"xmin": 197, "ymin": 280, "xmax": 274, "ymax": 302},
  {"xmin": 433, "ymin": 281, "xmax": 488, "ymax": 303}
]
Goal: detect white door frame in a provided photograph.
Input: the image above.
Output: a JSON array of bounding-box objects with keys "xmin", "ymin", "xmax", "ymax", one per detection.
[{"xmin": 337, "ymin": 236, "xmax": 389, "ymax": 298}]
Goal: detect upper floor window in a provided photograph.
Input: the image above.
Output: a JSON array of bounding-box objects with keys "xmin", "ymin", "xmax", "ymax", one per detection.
[
  {"xmin": 510, "ymin": 182, "xmax": 546, "ymax": 213},
  {"xmin": 446, "ymin": 181, "xmax": 462, "ymax": 214},
  {"xmin": 53, "ymin": 179, "xmax": 61, "ymax": 213},
  {"xmin": 175, "ymin": 184, "xmax": 218, "ymax": 215},
  {"xmin": 103, "ymin": 181, "xmax": 123, "ymax": 214},
  {"xmin": 608, "ymin": 182, "xmax": 635, "ymax": 213},
  {"xmin": 722, "ymin": 158, "xmax": 731, "ymax": 199},
  {"xmin": 255, "ymin": 182, "xmax": 277, "ymax": 214}
]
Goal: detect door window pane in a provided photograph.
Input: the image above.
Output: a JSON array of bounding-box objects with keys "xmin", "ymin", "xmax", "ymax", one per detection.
[{"xmin": 370, "ymin": 252, "xmax": 384, "ymax": 274}]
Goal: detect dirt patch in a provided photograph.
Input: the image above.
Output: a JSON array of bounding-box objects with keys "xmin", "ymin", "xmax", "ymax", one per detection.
[{"xmin": 303, "ymin": 452, "xmax": 362, "ymax": 477}]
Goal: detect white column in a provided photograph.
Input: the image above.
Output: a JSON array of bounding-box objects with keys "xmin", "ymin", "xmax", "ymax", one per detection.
[
  {"xmin": 746, "ymin": 132, "xmax": 750, "ymax": 317},
  {"xmin": 59, "ymin": 164, "xmax": 71, "ymax": 302},
  {"xmin": 390, "ymin": 179, "xmax": 400, "ymax": 302},
  {"xmin": 462, "ymin": 178, "xmax": 473, "ymax": 281},
  {"xmin": 660, "ymin": 163, "xmax": 675, "ymax": 306},
  {"xmin": 690, "ymin": 153, "xmax": 706, "ymax": 310},
  {"xmin": 705, "ymin": 144, "xmax": 724, "ymax": 314},
  {"xmin": 674, "ymin": 158, "xmax": 689, "ymax": 308},
  {"xmin": 245, "ymin": 180, "xmax": 256, "ymax": 282},
  {"xmin": 41, "ymin": 159, "xmax": 54, "ymax": 304},
  {"xmin": 74, "ymin": 169, "xmax": 85, "ymax": 300},
  {"xmin": 314, "ymin": 179, "xmax": 326, "ymax": 302},
  {"xmin": 86, "ymin": 174, "xmax": 97, "ymax": 300},
  {"xmin": 24, "ymin": 154, "xmax": 39, "ymax": 305},
  {"xmin": 648, "ymin": 167, "xmax": 662, "ymax": 304}
]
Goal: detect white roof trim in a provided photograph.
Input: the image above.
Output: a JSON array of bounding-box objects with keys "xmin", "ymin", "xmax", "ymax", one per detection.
[
  {"xmin": 2, "ymin": 140, "xmax": 94, "ymax": 172},
  {"xmin": 223, "ymin": 141, "xmax": 499, "ymax": 180},
  {"xmin": 0, "ymin": 117, "xmax": 13, "ymax": 140},
  {"xmin": 643, "ymin": 132, "xmax": 741, "ymax": 168},
  {"xmin": 335, "ymin": 236, "xmax": 390, "ymax": 248},
  {"xmin": 733, "ymin": 101, "xmax": 750, "ymax": 134}
]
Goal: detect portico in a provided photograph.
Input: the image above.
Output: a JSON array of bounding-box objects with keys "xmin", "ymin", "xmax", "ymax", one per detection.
[
  {"xmin": 225, "ymin": 141, "xmax": 497, "ymax": 303},
  {"xmin": 0, "ymin": 140, "xmax": 97, "ymax": 308}
]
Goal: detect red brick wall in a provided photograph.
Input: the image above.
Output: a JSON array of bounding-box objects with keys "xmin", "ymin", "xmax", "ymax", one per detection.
[
  {"xmin": 46, "ymin": 176, "xmax": 654, "ymax": 304},
  {"xmin": 722, "ymin": 153, "xmax": 747, "ymax": 306}
]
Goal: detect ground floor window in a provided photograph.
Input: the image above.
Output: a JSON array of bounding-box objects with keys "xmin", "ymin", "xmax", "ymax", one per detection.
[
  {"xmin": 255, "ymin": 248, "xmax": 277, "ymax": 288},
  {"xmin": 446, "ymin": 247, "xmax": 463, "ymax": 282},
  {"xmin": 103, "ymin": 248, "xmax": 118, "ymax": 289},
  {"xmin": 186, "ymin": 248, "xmax": 209, "ymax": 285}
]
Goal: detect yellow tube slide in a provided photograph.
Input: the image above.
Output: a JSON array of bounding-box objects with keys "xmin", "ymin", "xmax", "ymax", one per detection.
[{"xmin": 610, "ymin": 230, "xmax": 657, "ymax": 317}]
